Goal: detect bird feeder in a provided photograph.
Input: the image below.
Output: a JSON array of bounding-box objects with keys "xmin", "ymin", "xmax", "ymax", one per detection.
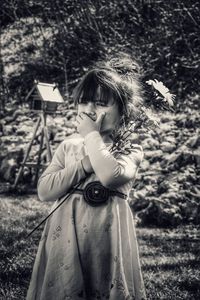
[{"xmin": 26, "ymin": 81, "xmax": 64, "ymax": 113}]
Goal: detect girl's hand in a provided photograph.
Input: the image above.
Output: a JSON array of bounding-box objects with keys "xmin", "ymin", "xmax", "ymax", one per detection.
[{"xmin": 76, "ymin": 112, "xmax": 106, "ymax": 138}]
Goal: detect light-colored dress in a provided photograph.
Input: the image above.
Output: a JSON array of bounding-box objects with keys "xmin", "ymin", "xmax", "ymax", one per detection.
[{"xmin": 27, "ymin": 131, "xmax": 146, "ymax": 300}]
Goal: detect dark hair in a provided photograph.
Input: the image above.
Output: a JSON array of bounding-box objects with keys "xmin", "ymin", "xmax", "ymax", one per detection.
[{"xmin": 73, "ymin": 54, "xmax": 144, "ymax": 125}]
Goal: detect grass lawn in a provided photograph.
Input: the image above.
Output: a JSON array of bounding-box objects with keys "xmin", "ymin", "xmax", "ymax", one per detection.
[{"xmin": 0, "ymin": 194, "xmax": 200, "ymax": 300}]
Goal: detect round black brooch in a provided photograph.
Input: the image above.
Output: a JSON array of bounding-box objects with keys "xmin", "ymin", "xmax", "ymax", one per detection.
[{"xmin": 83, "ymin": 181, "xmax": 109, "ymax": 207}]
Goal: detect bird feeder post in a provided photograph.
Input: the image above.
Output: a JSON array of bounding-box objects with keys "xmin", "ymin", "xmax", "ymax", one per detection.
[
  {"xmin": 41, "ymin": 111, "xmax": 52, "ymax": 163},
  {"xmin": 33, "ymin": 122, "xmax": 44, "ymax": 187},
  {"xmin": 13, "ymin": 116, "xmax": 41, "ymax": 188}
]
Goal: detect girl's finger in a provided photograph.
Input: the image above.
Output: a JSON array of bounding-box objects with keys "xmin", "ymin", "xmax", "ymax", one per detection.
[
  {"xmin": 76, "ymin": 116, "xmax": 82, "ymax": 123},
  {"xmin": 78, "ymin": 113, "xmax": 83, "ymax": 119},
  {"xmin": 96, "ymin": 112, "xmax": 106, "ymax": 125}
]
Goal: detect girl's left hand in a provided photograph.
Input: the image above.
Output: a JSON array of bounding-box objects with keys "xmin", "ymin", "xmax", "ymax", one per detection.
[{"xmin": 76, "ymin": 112, "xmax": 106, "ymax": 138}]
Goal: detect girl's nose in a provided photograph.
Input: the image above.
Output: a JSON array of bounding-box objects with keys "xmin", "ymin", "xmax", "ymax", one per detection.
[{"xmin": 85, "ymin": 102, "xmax": 95, "ymax": 113}]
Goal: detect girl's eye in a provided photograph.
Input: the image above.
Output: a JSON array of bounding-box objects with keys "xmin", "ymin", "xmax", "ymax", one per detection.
[
  {"xmin": 95, "ymin": 101, "xmax": 107, "ymax": 107},
  {"xmin": 78, "ymin": 99, "xmax": 88, "ymax": 104},
  {"xmin": 78, "ymin": 99, "xmax": 108, "ymax": 107}
]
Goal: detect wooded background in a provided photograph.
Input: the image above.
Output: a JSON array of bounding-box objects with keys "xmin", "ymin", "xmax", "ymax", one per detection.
[
  {"xmin": 1, "ymin": 0, "xmax": 199, "ymax": 103},
  {"xmin": 0, "ymin": 0, "xmax": 200, "ymax": 226}
]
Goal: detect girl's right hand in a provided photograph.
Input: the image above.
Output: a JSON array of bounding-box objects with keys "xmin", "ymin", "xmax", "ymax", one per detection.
[{"xmin": 76, "ymin": 112, "xmax": 106, "ymax": 138}]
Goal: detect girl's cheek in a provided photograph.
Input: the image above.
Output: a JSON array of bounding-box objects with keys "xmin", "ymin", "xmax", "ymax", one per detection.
[{"xmin": 97, "ymin": 106, "xmax": 107, "ymax": 111}]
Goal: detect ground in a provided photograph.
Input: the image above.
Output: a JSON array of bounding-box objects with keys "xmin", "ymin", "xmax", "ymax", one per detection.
[{"xmin": 0, "ymin": 194, "xmax": 199, "ymax": 300}]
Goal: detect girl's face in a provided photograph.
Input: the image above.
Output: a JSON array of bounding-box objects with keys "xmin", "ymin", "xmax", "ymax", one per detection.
[{"xmin": 77, "ymin": 86, "xmax": 121, "ymax": 136}]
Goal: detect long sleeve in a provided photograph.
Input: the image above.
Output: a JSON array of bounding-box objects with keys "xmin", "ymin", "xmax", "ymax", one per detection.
[
  {"xmin": 37, "ymin": 140, "xmax": 86, "ymax": 201},
  {"xmin": 84, "ymin": 131, "xmax": 143, "ymax": 189}
]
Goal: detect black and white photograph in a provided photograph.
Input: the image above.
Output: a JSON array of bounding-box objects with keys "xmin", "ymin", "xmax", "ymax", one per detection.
[{"xmin": 0, "ymin": 1, "xmax": 199, "ymax": 299}]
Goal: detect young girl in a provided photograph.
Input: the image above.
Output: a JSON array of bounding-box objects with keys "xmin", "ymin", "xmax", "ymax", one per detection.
[{"xmin": 27, "ymin": 55, "xmax": 146, "ymax": 300}]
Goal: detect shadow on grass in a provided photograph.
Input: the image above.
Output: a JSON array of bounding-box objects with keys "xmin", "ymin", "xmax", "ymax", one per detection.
[{"xmin": 143, "ymin": 258, "xmax": 200, "ymax": 271}]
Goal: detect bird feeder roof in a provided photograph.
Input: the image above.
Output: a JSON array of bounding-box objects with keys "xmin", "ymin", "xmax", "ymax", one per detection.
[{"xmin": 26, "ymin": 81, "xmax": 64, "ymax": 103}]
